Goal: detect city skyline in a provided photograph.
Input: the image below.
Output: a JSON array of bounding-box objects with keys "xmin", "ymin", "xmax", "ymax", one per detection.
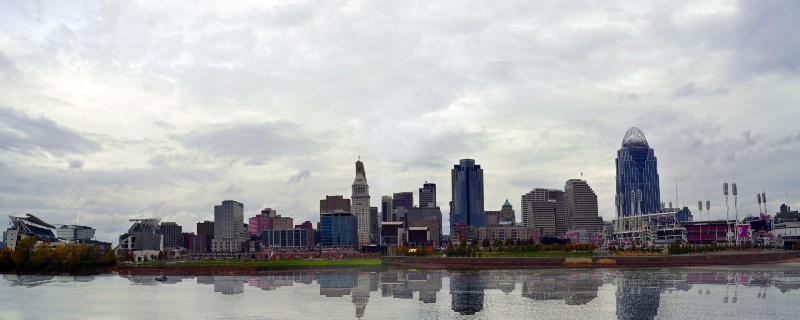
[{"xmin": 0, "ymin": 1, "xmax": 798, "ymax": 243}]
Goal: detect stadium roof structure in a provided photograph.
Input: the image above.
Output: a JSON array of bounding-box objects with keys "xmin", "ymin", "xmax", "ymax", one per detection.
[
  {"xmin": 7, "ymin": 214, "xmax": 57, "ymax": 241},
  {"xmin": 124, "ymin": 217, "xmax": 162, "ymax": 234}
]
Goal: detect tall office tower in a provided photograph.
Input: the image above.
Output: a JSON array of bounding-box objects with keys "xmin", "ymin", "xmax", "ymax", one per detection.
[
  {"xmin": 450, "ymin": 159, "xmax": 486, "ymax": 229},
  {"xmin": 616, "ymin": 127, "xmax": 661, "ymax": 217},
  {"xmin": 321, "ymin": 195, "xmax": 351, "ymax": 214},
  {"xmin": 159, "ymin": 222, "xmax": 183, "ymax": 250},
  {"xmin": 369, "ymin": 207, "xmax": 379, "ymax": 244},
  {"xmin": 565, "ymin": 179, "xmax": 604, "ymax": 235},
  {"xmin": 351, "ymin": 159, "xmax": 371, "ymax": 248},
  {"xmin": 196, "ymin": 220, "xmax": 214, "ymax": 252},
  {"xmin": 392, "ymin": 192, "xmax": 414, "ymax": 210},
  {"xmin": 419, "ymin": 182, "xmax": 437, "ymax": 208},
  {"xmin": 381, "ymin": 195, "xmax": 394, "ymax": 222},
  {"xmin": 521, "ymin": 189, "xmax": 567, "ymax": 235},
  {"xmin": 211, "ymin": 200, "xmax": 247, "ymax": 253},
  {"xmin": 530, "ymin": 201, "xmax": 558, "ymax": 236}
]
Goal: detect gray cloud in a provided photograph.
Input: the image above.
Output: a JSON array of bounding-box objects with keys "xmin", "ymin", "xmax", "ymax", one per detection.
[
  {"xmin": 178, "ymin": 122, "xmax": 316, "ymax": 163},
  {"xmin": 671, "ymin": 82, "xmax": 730, "ymax": 98},
  {"xmin": 731, "ymin": 1, "xmax": 800, "ymax": 76},
  {"xmin": 68, "ymin": 159, "xmax": 84, "ymax": 169},
  {"xmin": 287, "ymin": 170, "xmax": 311, "ymax": 184},
  {"xmin": 0, "ymin": 51, "xmax": 18, "ymax": 77},
  {"xmin": 0, "ymin": 107, "xmax": 101, "ymax": 156},
  {"xmin": 0, "ymin": 1, "xmax": 799, "ymax": 238}
]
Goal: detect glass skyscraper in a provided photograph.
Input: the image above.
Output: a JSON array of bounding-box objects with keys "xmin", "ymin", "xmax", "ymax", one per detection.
[
  {"xmin": 320, "ymin": 211, "xmax": 356, "ymax": 247},
  {"xmin": 450, "ymin": 159, "xmax": 485, "ymax": 228},
  {"xmin": 615, "ymin": 127, "xmax": 661, "ymax": 217}
]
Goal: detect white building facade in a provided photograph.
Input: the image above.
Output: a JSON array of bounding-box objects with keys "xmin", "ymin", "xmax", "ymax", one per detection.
[
  {"xmin": 351, "ymin": 160, "xmax": 372, "ymax": 247},
  {"xmin": 211, "ymin": 200, "xmax": 247, "ymax": 253}
]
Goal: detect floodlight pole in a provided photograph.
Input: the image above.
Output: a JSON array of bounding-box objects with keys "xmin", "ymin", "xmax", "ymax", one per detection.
[
  {"xmin": 733, "ymin": 182, "xmax": 739, "ymax": 246},
  {"xmin": 724, "ymin": 182, "xmax": 731, "ymax": 244}
]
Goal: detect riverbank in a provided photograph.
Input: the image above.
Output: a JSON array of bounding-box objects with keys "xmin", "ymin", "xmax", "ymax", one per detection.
[
  {"xmin": 382, "ymin": 250, "xmax": 800, "ymax": 269},
  {"xmin": 114, "ymin": 259, "xmax": 382, "ymax": 275}
]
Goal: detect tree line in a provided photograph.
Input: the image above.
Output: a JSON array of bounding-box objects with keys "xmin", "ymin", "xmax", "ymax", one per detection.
[{"xmin": 0, "ymin": 237, "xmax": 117, "ymax": 273}]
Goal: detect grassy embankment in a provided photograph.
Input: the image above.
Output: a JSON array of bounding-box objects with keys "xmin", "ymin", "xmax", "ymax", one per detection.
[
  {"xmin": 479, "ymin": 251, "xmax": 595, "ymax": 258},
  {"xmin": 131, "ymin": 259, "xmax": 382, "ymax": 268}
]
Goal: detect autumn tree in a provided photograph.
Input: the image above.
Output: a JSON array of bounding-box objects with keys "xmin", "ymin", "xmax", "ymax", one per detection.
[{"xmin": 12, "ymin": 237, "xmax": 37, "ymax": 271}]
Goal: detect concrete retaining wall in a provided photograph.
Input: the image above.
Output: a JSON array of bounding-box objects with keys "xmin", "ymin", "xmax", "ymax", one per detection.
[{"xmin": 381, "ymin": 251, "xmax": 800, "ymax": 269}]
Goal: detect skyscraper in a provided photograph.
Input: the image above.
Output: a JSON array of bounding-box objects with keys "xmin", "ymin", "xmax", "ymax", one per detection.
[
  {"xmin": 196, "ymin": 220, "xmax": 214, "ymax": 253},
  {"xmin": 616, "ymin": 127, "xmax": 661, "ymax": 217},
  {"xmin": 381, "ymin": 195, "xmax": 394, "ymax": 222},
  {"xmin": 211, "ymin": 200, "xmax": 246, "ymax": 253},
  {"xmin": 565, "ymin": 179, "xmax": 604, "ymax": 235},
  {"xmin": 351, "ymin": 159, "xmax": 371, "ymax": 247},
  {"xmin": 392, "ymin": 192, "xmax": 414, "ymax": 210},
  {"xmin": 450, "ymin": 159, "xmax": 485, "ymax": 228},
  {"xmin": 159, "ymin": 222, "xmax": 182, "ymax": 250},
  {"xmin": 521, "ymin": 188, "xmax": 567, "ymax": 235},
  {"xmin": 419, "ymin": 182, "xmax": 437, "ymax": 208},
  {"xmin": 369, "ymin": 206, "xmax": 379, "ymax": 244}
]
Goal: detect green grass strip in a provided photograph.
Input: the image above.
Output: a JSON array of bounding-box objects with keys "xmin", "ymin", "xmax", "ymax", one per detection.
[{"xmin": 152, "ymin": 259, "xmax": 383, "ymax": 268}]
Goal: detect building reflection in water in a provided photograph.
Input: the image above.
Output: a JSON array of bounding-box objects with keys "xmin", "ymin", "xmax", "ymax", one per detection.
[
  {"xmin": 3, "ymin": 274, "xmax": 57, "ymax": 287},
  {"xmin": 11, "ymin": 267, "xmax": 800, "ymax": 318},
  {"xmin": 382, "ymin": 269, "xmax": 443, "ymax": 303},
  {"xmin": 450, "ymin": 271, "xmax": 485, "ymax": 315},
  {"xmin": 521, "ymin": 272, "xmax": 603, "ymax": 305},
  {"xmin": 615, "ymin": 272, "xmax": 661, "ymax": 320}
]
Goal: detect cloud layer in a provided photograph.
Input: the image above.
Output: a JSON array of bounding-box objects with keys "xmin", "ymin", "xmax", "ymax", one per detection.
[{"xmin": 0, "ymin": 0, "xmax": 798, "ymax": 242}]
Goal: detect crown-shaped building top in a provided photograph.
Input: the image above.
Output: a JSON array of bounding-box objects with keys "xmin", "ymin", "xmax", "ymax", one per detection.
[{"xmin": 622, "ymin": 127, "xmax": 649, "ymax": 148}]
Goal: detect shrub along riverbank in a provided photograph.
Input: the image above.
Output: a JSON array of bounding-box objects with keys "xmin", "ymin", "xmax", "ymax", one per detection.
[{"xmin": 0, "ymin": 237, "xmax": 117, "ymax": 274}]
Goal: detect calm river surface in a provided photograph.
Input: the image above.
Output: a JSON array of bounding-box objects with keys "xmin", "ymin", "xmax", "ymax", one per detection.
[{"xmin": 2, "ymin": 263, "xmax": 800, "ymax": 319}]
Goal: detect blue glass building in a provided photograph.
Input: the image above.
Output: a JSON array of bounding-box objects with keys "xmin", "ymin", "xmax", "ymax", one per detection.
[
  {"xmin": 450, "ymin": 159, "xmax": 485, "ymax": 228},
  {"xmin": 616, "ymin": 127, "xmax": 661, "ymax": 217},
  {"xmin": 320, "ymin": 211, "xmax": 357, "ymax": 247}
]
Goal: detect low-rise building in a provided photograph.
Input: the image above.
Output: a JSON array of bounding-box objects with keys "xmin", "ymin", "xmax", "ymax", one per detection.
[
  {"xmin": 262, "ymin": 229, "xmax": 314, "ymax": 248},
  {"xmin": 476, "ymin": 225, "xmax": 538, "ymax": 244},
  {"xmin": 183, "ymin": 232, "xmax": 210, "ymax": 253}
]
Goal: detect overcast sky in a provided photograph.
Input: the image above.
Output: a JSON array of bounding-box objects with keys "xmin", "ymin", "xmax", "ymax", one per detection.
[{"xmin": 1, "ymin": 1, "xmax": 799, "ymax": 244}]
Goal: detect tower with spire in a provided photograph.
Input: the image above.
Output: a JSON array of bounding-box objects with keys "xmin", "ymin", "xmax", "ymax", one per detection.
[{"xmin": 351, "ymin": 159, "xmax": 372, "ymax": 247}]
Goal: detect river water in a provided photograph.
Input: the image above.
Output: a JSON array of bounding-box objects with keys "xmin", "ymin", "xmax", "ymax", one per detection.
[{"xmin": 2, "ymin": 263, "xmax": 800, "ymax": 319}]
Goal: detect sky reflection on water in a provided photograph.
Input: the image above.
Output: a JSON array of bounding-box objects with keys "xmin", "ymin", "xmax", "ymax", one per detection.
[{"xmin": 2, "ymin": 263, "xmax": 800, "ymax": 319}]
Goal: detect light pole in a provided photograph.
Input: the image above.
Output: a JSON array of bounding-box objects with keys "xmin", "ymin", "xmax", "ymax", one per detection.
[
  {"xmin": 698, "ymin": 201, "xmax": 704, "ymax": 245},
  {"xmin": 733, "ymin": 182, "xmax": 739, "ymax": 246},
  {"xmin": 724, "ymin": 182, "xmax": 731, "ymax": 244}
]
